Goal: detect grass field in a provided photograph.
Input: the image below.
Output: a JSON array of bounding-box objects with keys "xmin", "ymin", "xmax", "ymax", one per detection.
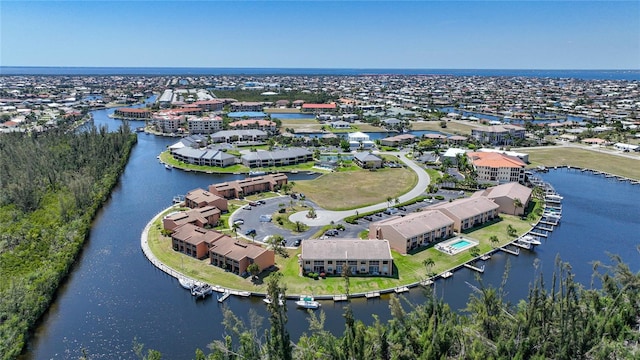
[
  {"xmin": 525, "ymin": 146, "xmax": 640, "ymax": 180},
  {"xmin": 410, "ymin": 120, "xmax": 479, "ymax": 135},
  {"xmin": 292, "ymin": 167, "xmax": 417, "ymax": 210}
]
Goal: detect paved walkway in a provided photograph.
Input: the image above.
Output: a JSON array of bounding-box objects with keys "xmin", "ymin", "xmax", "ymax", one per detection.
[{"xmin": 288, "ymin": 151, "xmax": 431, "ymax": 226}]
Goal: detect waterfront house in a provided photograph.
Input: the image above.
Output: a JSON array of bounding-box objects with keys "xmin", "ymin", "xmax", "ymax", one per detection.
[
  {"xmin": 300, "ymin": 239, "xmax": 393, "ymax": 276},
  {"xmin": 186, "ymin": 115, "xmax": 223, "ymax": 134},
  {"xmin": 113, "ymin": 108, "xmax": 151, "ymax": 119},
  {"xmin": 230, "ymin": 101, "xmax": 265, "ymax": 112},
  {"xmin": 228, "ymin": 119, "xmax": 277, "ymax": 133},
  {"xmin": 240, "ymin": 148, "xmax": 313, "ymax": 168},
  {"xmin": 170, "ymin": 147, "xmax": 237, "ymax": 168},
  {"xmin": 184, "ymin": 188, "xmax": 228, "ymax": 211},
  {"xmin": 428, "ymin": 196, "xmax": 500, "ymax": 232},
  {"xmin": 209, "ymin": 129, "xmax": 268, "ymax": 143},
  {"xmin": 369, "ymin": 211, "xmax": 454, "ymax": 254},
  {"xmin": 209, "ymin": 237, "xmax": 275, "ymax": 276},
  {"xmin": 353, "ymin": 151, "xmax": 383, "ymax": 169},
  {"xmin": 301, "ymin": 103, "xmax": 337, "ymax": 114},
  {"xmin": 471, "ymin": 124, "xmax": 525, "ymax": 145},
  {"xmin": 379, "ymin": 133, "xmax": 416, "ymax": 147},
  {"xmin": 170, "ymin": 223, "xmax": 229, "ymax": 259},
  {"xmin": 163, "ymin": 206, "xmax": 222, "ymax": 232},
  {"xmin": 468, "ymin": 151, "xmax": 526, "ymax": 184},
  {"xmin": 472, "ymin": 182, "xmax": 532, "ymax": 216},
  {"xmin": 208, "ymin": 173, "xmax": 288, "ymax": 199}
]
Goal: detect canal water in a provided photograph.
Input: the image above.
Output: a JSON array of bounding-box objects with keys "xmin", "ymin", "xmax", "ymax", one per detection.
[{"xmin": 23, "ymin": 108, "xmax": 640, "ymax": 359}]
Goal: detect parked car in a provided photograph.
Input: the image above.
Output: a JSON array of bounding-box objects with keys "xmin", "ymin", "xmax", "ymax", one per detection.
[
  {"xmin": 233, "ymin": 219, "xmax": 244, "ymax": 225},
  {"xmin": 245, "ymin": 229, "xmax": 256, "ymax": 236},
  {"xmin": 249, "ymin": 201, "xmax": 258, "ymax": 206},
  {"xmin": 398, "ymin": 206, "xmax": 406, "ymax": 211},
  {"xmin": 243, "ymin": 205, "xmax": 252, "ymax": 210},
  {"xmin": 290, "ymin": 193, "xmax": 298, "ymax": 199},
  {"xmin": 375, "ymin": 212, "xmax": 383, "ymax": 217},
  {"xmin": 324, "ymin": 229, "xmax": 339, "ymax": 237},
  {"xmin": 293, "ymin": 239, "xmax": 302, "ymax": 247},
  {"xmin": 363, "ymin": 215, "xmax": 373, "ymax": 221},
  {"xmin": 384, "ymin": 208, "xmax": 399, "ymax": 215},
  {"xmin": 257, "ymin": 200, "xmax": 266, "ymax": 205}
]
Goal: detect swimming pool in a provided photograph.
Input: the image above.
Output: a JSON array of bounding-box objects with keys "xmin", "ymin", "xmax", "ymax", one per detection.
[{"xmin": 450, "ymin": 239, "xmax": 472, "ymax": 250}]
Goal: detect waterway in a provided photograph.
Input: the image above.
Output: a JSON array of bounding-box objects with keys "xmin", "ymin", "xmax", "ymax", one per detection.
[{"xmin": 23, "ymin": 107, "xmax": 640, "ymax": 359}]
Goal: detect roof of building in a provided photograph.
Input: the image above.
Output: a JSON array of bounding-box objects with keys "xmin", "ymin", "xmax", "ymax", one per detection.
[
  {"xmin": 353, "ymin": 152, "xmax": 382, "ymax": 162},
  {"xmin": 372, "ymin": 210, "xmax": 454, "ymax": 239},
  {"xmin": 428, "ymin": 196, "xmax": 499, "ymax": 220},
  {"xmin": 473, "ymin": 182, "xmax": 532, "ymax": 203},
  {"xmin": 468, "ymin": 151, "xmax": 526, "ymax": 168},
  {"xmin": 301, "ymin": 239, "xmax": 392, "ymax": 260},
  {"xmin": 302, "ymin": 103, "xmax": 337, "ymax": 109},
  {"xmin": 185, "ymin": 188, "xmax": 226, "ymax": 205},
  {"xmin": 241, "ymin": 148, "xmax": 312, "ymax": 162},
  {"xmin": 211, "ymin": 129, "xmax": 267, "ymax": 137},
  {"xmin": 209, "ymin": 236, "xmax": 272, "ymax": 261},
  {"xmin": 229, "ymin": 119, "xmax": 275, "ymax": 127},
  {"xmin": 172, "ymin": 223, "xmax": 228, "ymax": 246}
]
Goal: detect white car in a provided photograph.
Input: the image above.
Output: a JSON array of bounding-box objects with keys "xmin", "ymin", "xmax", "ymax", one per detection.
[{"xmin": 234, "ymin": 219, "xmax": 244, "ymax": 225}]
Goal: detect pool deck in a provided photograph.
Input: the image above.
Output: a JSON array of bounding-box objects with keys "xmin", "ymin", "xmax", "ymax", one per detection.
[{"xmin": 435, "ymin": 235, "xmax": 480, "ymax": 255}]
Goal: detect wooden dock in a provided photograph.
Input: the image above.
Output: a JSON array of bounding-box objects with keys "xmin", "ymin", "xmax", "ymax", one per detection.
[
  {"xmin": 440, "ymin": 271, "xmax": 453, "ymax": 279},
  {"xmin": 365, "ymin": 291, "xmax": 380, "ymax": 299},
  {"xmin": 540, "ymin": 219, "xmax": 559, "ymax": 226},
  {"xmin": 333, "ymin": 294, "xmax": 348, "ymax": 301},
  {"xmin": 464, "ymin": 263, "xmax": 485, "ymax": 273},
  {"xmin": 420, "ymin": 279, "xmax": 434, "ymax": 286},
  {"xmin": 536, "ymin": 225, "xmax": 554, "ymax": 232},
  {"xmin": 217, "ymin": 291, "xmax": 231, "ymax": 303},
  {"xmin": 499, "ymin": 247, "xmax": 520, "ymax": 256},
  {"xmin": 395, "ymin": 286, "xmax": 410, "ymax": 293}
]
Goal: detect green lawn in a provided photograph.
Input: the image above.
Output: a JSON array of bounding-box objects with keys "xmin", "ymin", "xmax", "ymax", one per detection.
[
  {"xmin": 292, "ymin": 167, "xmax": 418, "ymax": 210},
  {"xmin": 525, "ymin": 147, "xmax": 640, "ymax": 180}
]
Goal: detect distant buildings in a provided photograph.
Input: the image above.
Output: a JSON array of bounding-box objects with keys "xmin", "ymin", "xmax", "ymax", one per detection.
[
  {"xmin": 471, "ymin": 125, "xmax": 525, "ymax": 145},
  {"xmin": 208, "ymin": 173, "xmax": 288, "ymax": 199},
  {"xmin": 113, "ymin": 107, "xmax": 151, "ymax": 119}
]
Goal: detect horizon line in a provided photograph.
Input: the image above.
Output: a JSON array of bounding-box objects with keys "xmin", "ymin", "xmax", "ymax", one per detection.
[{"xmin": 2, "ymin": 66, "xmax": 639, "ymax": 72}]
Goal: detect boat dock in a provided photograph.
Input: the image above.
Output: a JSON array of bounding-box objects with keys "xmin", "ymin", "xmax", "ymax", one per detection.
[
  {"xmin": 535, "ymin": 224, "xmax": 554, "ymax": 232},
  {"xmin": 512, "ymin": 241, "xmax": 532, "ymax": 250},
  {"xmin": 365, "ymin": 291, "xmax": 381, "ymax": 298},
  {"xmin": 420, "ymin": 279, "xmax": 434, "ymax": 286},
  {"xmin": 463, "ymin": 263, "xmax": 485, "ymax": 273},
  {"xmin": 394, "ymin": 286, "xmax": 409, "ymax": 293},
  {"xmin": 217, "ymin": 291, "xmax": 231, "ymax": 303},
  {"xmin": 499, "ymin": 247, "xmax": 520, "ymax": 256},
  {"xmin": 440, "ymin": 271, "xmax": 453, "ymax": 279},
  {"xmin": 333, "ymin": 294, "xmax": 348, "ymax": 301},
  {"xmin": 480, "ymin": 254, "xmax": 491, "ymax": 261}
]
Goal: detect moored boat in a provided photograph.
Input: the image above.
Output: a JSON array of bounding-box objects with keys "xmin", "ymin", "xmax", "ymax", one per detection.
[
  {"xmin": 295, "ymin": 295, "xmax": 320, "ymax": 309},
  {"xmin": 179, "ymin": 277, "xmax": 195, "ymax": 290}
]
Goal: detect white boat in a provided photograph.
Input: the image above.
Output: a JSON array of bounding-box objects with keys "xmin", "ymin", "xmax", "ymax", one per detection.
[
  {"xmin": 191, "ymin": 284, "xmax": 213, "ymax": 298},
  {"xmin": 263, "ymin": 294, "xmax": 284, "ymax": 306},
  {"xmin": 165, "ymin": 164, "xmax": 173, "ymax": 170},
  {"xmin": 295, "ymin": 296, "xmax": 320, "ymax": 309},
  {"xmin": 179, "ymin": 277, "xmax": 195, "ymax": 290},
  {"xmin": 249, "ymin": 170, "xmax": 266, "ymax": 176},
  {"xmin": 518, "ymin": 235, "xmax": 542, "ymax": 246}
]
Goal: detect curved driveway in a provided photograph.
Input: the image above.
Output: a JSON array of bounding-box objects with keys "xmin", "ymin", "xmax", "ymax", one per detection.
[{"xmin": 289, "ymin": 151, "xmax": 431, "ymax": 226}]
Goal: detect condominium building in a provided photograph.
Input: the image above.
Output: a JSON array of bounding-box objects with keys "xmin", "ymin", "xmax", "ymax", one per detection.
[
  {"xmin": 468, "ymin": 151, "xmax": 527, "ymax": 184},
  {"xmin": 186, "ymin": 115, "xmax": 223, "ymax": 134},
  {"xmin": 208, "ymin": 173, "xmax": 288, "ymax": 199},
  {"xmin": 300, "ymin": 239, "xmax": 393, "ymax": 276},
  {"xmin": 369, "ymin": 211, "xmax": 454, "ymax": 254},
  {"xmin": 471, "ymin": 124, "xmax": 525, "ymax": 145}
]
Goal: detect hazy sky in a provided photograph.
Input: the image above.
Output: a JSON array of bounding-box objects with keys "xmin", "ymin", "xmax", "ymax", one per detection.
[{"xmin": 1, "ymin": 1, "xmax": 639, "ymax": 69}]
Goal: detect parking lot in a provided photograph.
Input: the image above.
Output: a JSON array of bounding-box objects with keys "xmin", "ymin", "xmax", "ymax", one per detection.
[{"xmin": 229, "ymin": 188, "xmax": 466, "ymax": 248}]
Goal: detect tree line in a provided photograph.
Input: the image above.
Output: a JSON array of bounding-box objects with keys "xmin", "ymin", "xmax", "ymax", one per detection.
[{"xmin": 0, "ymin": 124, "xmax": 137, "ymax": 360}]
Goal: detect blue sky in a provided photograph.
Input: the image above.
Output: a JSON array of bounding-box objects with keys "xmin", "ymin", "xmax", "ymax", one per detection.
[{"xmin": 1, "ymin": 1, "xmax": 639, "ymax": 69}]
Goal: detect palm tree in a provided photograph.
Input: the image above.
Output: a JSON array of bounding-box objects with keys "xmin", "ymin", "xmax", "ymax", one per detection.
[
  {"xmin": 231, "ymin": 222, "xmax": 240, "ymax": 239},
  {"xmin": 469, "ymin": 246, "xmax": 480, "ymax": 259},
  {"xmin": 250, "ymin": 232, "xmax": 256, "ymax": 243},
  {"xmin": 513, "ymin": 198, "xmax": 524, "ymax": 215},
  {"xmin": 422, "ymin": 257, "xmax": 435, "ymax": 278},
  {"xmin": 490, "ymin": 235, "xmax": 499, "ymax": 248}
]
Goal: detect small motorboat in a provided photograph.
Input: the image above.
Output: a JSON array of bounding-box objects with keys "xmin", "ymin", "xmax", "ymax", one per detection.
[
  {"xmin": 295, "ymin": 296, "xmax": 320, "ymax": 310},
  {"xmin": 179, "ymin": 277, "xmax": 195, "ymax": 290},
  {"xmin": 263, "ymin": 294, "xmax": 285, "ymax": 306}
]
